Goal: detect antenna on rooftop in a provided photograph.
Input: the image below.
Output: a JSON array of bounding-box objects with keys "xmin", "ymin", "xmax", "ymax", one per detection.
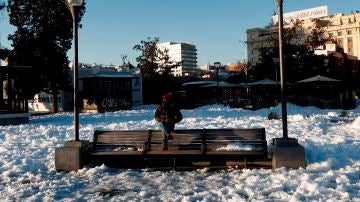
[{"xmin": 0, "ymin": 1, "xmax": 6, "ymax": 49}]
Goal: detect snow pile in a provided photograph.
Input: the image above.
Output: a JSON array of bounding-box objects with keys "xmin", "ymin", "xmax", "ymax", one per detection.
[
  {"xmin": 113, "ymin": 147, "xmax": 143, "ymax": 152},
  {"xmin": 216, "ymin": 142, "xmax": 255, "ymax": 151},
  {"xmin": 350, "ymin": 116, "xmax": 360, "ymax": 129},
  {"xmin": 0, "ymin": 103, "xmax": 359, "ymax": 201}
]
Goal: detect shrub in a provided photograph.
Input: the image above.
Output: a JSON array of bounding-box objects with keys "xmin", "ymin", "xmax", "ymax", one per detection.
[
  {"xmin": 268, "ymin": 112, "xmax": 279, "ymax": 120},
  {"xmin": 339, "ymin": 111, "xmax": 348, "ymax": 117}
]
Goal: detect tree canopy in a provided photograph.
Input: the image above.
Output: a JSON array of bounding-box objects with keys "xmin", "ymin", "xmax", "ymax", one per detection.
[
  {"xmin": 133, "ymin": 37, "xmax": 181, "ymax": 104},
  {"xmin": 133, "ymin": 37, "xmax": 180, "ymax": 78},
  {"xmin": 0, "ymin": 48, "xmax": 10, "ymax": 60},
  {"xmin": 6, "ymin": 0, "xmax": 85, "ymax": 112},
  {"xmin": 251, "ymin": 19, "xmax": 331, "ymax": 82}
]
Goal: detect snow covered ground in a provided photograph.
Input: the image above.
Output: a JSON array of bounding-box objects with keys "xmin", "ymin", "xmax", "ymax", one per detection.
[{"xmin": 0, "ymin": 103, "xmax": 359, "ymax": 201}]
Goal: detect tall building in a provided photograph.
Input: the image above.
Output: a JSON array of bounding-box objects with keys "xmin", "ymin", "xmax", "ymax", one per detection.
[
  {"xmin": 246, "ymin": 6, "xmax": 360, "ymax": 66},
  {"xmin": 157, "ymin": 42, "xmax": 197, "ymax": 76}
]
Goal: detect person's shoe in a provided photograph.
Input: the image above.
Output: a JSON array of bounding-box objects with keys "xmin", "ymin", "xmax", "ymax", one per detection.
[
  {"xmin": 162, "ymin": 147, "xmax": 168, "ymax": 151},
  {"xmin": 168, "ymin": 134, "xmax": 174, "ymax": 141}
]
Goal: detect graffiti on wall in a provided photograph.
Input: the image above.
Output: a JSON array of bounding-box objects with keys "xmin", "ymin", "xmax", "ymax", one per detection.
[{"xmin": 101, "ymin": 98, "xmax": 131, "ymax": 109}]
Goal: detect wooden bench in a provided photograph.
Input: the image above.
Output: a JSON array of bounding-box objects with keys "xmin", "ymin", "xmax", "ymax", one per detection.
[
  {"xmin": 88, "ymin": 128, "xmax": 269, "ymax": 169},
  {"xmin": 91, "ymin": 130, "xmax": 149, "ymax": 155}
]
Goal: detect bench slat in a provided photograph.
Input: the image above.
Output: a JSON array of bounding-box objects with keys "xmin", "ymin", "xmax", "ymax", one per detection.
[
  {"xmin": 96, "ymin": 135, "xmax": 148, "ymax": 140},
  {"xmin": 147, "ymin": 150, "xmax": 204, "ymax": 155},
  {"xmin": 96, "ymin": 140, "xmax": 147, "ymax": 144},
  {"xmin": 90, "ymin": 151, "xmax": 145, "ymax": 156},
  {"xmin": 206, "ymin": 150, "xmax": 266, "ymax": 155},
  {"xmin": 96, "ymin": 143, "xmax": 145, "ymax": 147}
]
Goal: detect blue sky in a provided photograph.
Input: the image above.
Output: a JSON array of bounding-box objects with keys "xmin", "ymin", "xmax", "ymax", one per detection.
[{"xmin": 1, "ymin": 0, "xmax": 360, "ymax": 66}]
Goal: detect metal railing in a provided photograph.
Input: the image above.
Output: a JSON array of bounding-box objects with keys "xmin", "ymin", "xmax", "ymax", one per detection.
[{"xmin": 0, "ymin": 99, "xmax": 28, "ymax": 114}]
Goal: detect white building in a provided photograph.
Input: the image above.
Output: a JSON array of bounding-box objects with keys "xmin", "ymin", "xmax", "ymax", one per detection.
[{"xmin": 157, "ymin": 42, "xmax": 197, "ymax": 76}]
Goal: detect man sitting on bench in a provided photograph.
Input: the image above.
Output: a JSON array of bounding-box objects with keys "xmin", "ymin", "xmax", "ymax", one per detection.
[{"xmin": 154, "ymin": 92, "xmax": 182, "ymax": 151}]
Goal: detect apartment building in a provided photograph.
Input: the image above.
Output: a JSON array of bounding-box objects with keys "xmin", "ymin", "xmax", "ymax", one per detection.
[
  {"xmin": 246, "ymin": 6, "xmax": 360, "ymax": 66},
  {"xmin": 157, "ymin": 42, "xmax": 197, "ymax": 76}
]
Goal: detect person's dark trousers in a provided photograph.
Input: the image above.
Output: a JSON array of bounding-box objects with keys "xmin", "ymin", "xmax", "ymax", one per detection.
[{"xmin": 160, "ymin": 122, "xmax": 175, "ymax": 148}]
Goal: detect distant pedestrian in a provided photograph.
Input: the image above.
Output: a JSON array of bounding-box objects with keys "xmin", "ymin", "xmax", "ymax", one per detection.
[{"xmin": 154, "ymin": 92, "xmax": 182, "ymax": 151}]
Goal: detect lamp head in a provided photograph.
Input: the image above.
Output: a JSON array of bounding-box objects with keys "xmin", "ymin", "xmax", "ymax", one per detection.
[{"xmin": 67, "ymin": 0, "xmax": 84, "ymax": 7}]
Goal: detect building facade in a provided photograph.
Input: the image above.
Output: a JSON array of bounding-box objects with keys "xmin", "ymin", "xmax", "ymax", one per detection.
[
  {"xmin": 79, "ymin": 67, "xmax": 142, "ymax": 112},
  {"xmin": 157, "ymin": 42, "xmax": 197, "ymax": 76},
  {"xmin": 246, "ymin": 6, "xmax": 360, "ymax": 66},
  {"xmin": 28, "ymin": 67, "xmax": 142, "ymax": 113},
  {"xmin": 1, "ymin": 65, "xmax": 30, "ymax": 125}
]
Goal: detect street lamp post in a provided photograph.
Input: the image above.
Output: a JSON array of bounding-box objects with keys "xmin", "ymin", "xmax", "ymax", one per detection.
[
  {"xmin": 214, "ymin": 62, "xmax": 221, "ymax": 104},
  {"xmin": 277, "ymin": 0, "xmax": 288, "ymax": 139},
  {"xmin": 271, "ymin": 0, "xmax": 306, "ymax": 169},
  {"xmin": 55, "ymin": 0, "xmax": 88, "ymax": 172},
  {"xmin": 67, "ymin": 0, "xmax": 84, "ymax": 141}
]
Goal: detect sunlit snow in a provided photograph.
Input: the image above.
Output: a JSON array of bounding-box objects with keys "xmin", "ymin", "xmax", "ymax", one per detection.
[{"xmin": 0, "ymin": 103, "xmax": 359, "ymax": 201}]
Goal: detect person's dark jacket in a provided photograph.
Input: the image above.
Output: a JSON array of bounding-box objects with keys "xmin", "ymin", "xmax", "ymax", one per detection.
[{"xmin": 154, "ymin": 102, "xmax": 182, "ymax": 123}]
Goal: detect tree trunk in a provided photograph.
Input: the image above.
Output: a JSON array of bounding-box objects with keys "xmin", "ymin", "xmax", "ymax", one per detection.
[{"xmin": 51, "ymin": 93, "xmax": 58, "ymax": 113}]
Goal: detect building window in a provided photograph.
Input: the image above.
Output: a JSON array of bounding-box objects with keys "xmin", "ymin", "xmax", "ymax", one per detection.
[
  {"xmin": 347, "ymin": 30, "xmax": 353, "ymax": 35},
  {"xmin": 338, "ymin": 39, "xmax": 343, "ymax": 45},
  {"xmin": 338, "ymin": 31, "xmax": 343, "ymax": 36},
  {"xmin": 348, "ymin": 38, "xmax": 353, "ymax": 44},
  {"xmin": 348, "ymin": 48, "xmax": 353, "ymax": 53}
]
